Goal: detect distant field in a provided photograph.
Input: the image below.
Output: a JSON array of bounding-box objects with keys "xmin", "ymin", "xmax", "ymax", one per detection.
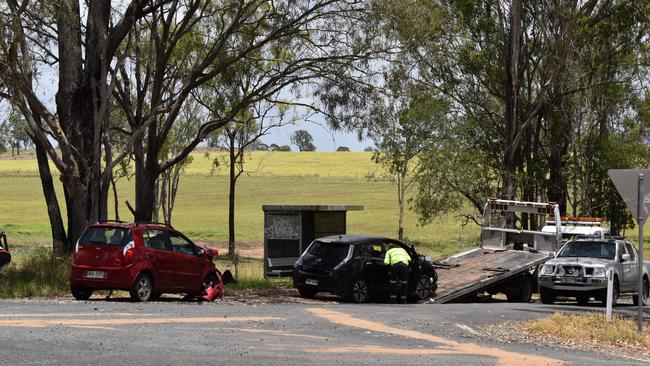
[
  {"xmin": 3, "ymin": 150, "xmax": 648, "ymax": 259},
  {"xmin": 0, "ymin": 151, "xmax": 480, "ymax": 258}
]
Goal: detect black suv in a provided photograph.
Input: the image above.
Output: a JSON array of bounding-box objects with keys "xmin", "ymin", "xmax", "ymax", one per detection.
[{"xmin": 293, "ymin": 235, "xmax": 437, "ymax": 303}]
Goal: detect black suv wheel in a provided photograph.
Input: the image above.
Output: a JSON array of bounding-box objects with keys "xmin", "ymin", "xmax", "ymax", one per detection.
[
  {"xmin": 350, "ymin": 278, "xmax": 370, "ymax": 303},
  {"xmin": 414, "ymin": 275, "xmax": 434, "ymax": 300}
]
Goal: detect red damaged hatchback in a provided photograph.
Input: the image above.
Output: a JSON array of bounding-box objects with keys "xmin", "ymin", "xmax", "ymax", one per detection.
[{"xmin": 70, "ymin": 222, "xmax": 223, "ymax": 302}]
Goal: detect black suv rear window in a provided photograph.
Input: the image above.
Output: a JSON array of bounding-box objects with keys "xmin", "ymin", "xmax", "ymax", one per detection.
[
  {"xmin": 79, "ymin": 227, "xmax": 131, "ymax": 246},
  {"xmin": 302, "ymin": 241, "xmax": 351, "ymax": 269}
]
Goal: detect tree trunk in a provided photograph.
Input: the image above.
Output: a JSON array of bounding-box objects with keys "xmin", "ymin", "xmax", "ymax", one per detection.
[
  {"xmin": 501, "ymin": 0, "xmax": 523, "ymax": 202},
  {"xmin": 110, "ymin": 176, "xmax": 120, "ymax": 221},
  {"xmin": 33, "ymin": 135, "xmax": 67, "ymax": 253},
  {"xmin": 134, "ymin": 132, "xmax": 159, "ymax": 222},
  {"xmin": 398, "ymin": 172, "xmax": 405, "ymax": 241},
  {"xmin": 228, "ymin": 135, "xmax": 237, "ymax": 256}
]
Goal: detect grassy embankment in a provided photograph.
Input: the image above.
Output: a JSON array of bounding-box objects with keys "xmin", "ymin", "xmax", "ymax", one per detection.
[{"xmin": 526, "ymin": 312, "xmax": 649, "ymax": 349}]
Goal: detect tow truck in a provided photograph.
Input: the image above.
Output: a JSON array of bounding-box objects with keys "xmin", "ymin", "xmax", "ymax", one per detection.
[{"xmin": 430, "ymin": 199, "xmax": 561, "ymax": 303}]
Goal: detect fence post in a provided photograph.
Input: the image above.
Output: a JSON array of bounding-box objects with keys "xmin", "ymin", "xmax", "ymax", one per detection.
[{"xmin": 605, "ymin": 269, "xmax": 613, "ymax": 322}]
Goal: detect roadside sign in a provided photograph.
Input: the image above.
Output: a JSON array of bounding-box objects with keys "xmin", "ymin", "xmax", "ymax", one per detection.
[
  {"xmin": 608, "ymin": 169, "xmax": 650, "ymax": 223},
  {"xmin": 608, "ymin": 169, "xmax": 648, "ymax": 333}
]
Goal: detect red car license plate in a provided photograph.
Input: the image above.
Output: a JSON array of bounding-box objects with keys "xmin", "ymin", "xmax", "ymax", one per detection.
[{"xmin": 85, "ymin": 270, "xmax": 106, "ymax": 279}]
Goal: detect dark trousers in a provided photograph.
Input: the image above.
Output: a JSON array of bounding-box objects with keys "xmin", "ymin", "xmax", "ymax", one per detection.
[{"xmin": 389, "ymin": 262, "xmax": 409, "ymax": 304}]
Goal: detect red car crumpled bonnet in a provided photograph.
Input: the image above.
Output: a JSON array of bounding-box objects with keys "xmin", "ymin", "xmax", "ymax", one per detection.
[{"xmin": 195, "ymin": 272, "xmax": 224, "ymax": 301}]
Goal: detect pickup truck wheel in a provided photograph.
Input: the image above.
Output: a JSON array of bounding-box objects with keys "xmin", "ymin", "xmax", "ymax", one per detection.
[
  {"xmin": 71, "ymin": 285, "xmax": 93, "ymax": 300},
  {"xmin": 600, "ymin": 279, "xmax": 619, "ymax": 307},
  {"xmin": 539, "ymin": 287, "xmax": 555, "ymax": 304},
  {"xmin": 130, "ymin": 273, "xmax": 153, "ymax": 302},
  {"xmin": 633, "ymin": 277, "xmax": 649, "ymax": 306},
  {"xmin": 298, "ymin": 287, "xmax": 318, "ymax": 298}
]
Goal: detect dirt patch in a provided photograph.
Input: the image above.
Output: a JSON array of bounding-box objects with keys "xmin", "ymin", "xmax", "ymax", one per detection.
[
  {"xmin": 223, "ymin": 288, "xmax": 339, "ymax": 305},
  {"xmin": 479, "ymin": 319, "xmax": 650, "ymax": 364},
  {"xmin": 307, "ymin": 308, "xmax": 565, "ymax": 366},
  {"xmin": 198, "ymin": 240, "xmax": 264, "ymax": 258}
]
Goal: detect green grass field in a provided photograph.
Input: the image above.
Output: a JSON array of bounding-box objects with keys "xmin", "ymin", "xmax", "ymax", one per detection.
[
  {"xmin": 0, "ymin": 151, "xmax": 479, "ymax": 258},
  {"xmin": 1, "ymin": 150, "xmax": 647, "ymax": 258}
]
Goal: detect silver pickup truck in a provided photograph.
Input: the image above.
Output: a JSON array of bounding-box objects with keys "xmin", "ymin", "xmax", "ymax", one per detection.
[{"xmin": 537, "ymin": 237, "xmax": 649, "ymax": 306}]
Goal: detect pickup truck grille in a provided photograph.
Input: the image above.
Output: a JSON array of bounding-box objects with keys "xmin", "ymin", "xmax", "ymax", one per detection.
[{"xmin": 559, "ymin": 265, "xmax": 583, "ymax": 277}]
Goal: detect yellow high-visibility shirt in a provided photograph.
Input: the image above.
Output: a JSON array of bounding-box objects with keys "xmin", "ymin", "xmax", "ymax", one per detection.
[{"xmin": 384, "ymin": 247, "xmax": 411, "ymax": 266}]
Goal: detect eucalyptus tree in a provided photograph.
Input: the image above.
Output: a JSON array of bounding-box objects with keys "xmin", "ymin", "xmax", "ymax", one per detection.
[
  {"xmin": 1, "ymin": 0, "xmax": 376, "ymax": 252},
  {"xmin": 368, "ymin": 0, "xmax": 650, "ymax": 230}
]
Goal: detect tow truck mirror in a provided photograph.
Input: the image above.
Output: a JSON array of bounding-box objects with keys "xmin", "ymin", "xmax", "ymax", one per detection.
[{"xmin": 621, "ymin": 253, "xmax": 631, "ymax": 262}]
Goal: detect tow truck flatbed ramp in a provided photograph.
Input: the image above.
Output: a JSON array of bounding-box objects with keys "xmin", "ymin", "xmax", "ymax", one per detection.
[{"xmin": 430, "ymin": 247, "xmax": 551, "ymax": 303}]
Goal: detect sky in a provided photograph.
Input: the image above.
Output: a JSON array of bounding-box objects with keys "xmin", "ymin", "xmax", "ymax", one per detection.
[
  {"xmin": 4, "ymin": 63, "xmax": 373, "ymax": 152},
  {"xmin": 261, "ymin": 120, "xmax": 372, "ymax": 152}
]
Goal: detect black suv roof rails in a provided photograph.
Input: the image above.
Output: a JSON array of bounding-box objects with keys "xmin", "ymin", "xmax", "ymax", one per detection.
[{"xmin": 135, "ymin": 221, "xmax": 174, "ymax": 229}]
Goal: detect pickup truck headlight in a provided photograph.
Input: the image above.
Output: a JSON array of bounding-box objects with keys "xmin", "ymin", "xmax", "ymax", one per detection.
[
  {"xmin": 589, "ymin": 267, "xmax": 606, "ymax": 277},
  {"xmin": 540, "ymin": 265, "xmax": 555, "ymax": 275}
]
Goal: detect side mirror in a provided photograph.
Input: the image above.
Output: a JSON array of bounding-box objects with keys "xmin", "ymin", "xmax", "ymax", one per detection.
[
  {"xmin": 621, "ymin": 253, "xmax": 631, "ymax": 262},
  {"xmin": 196, "ymin": 247, "xmax": 205, "ymax": 257}
]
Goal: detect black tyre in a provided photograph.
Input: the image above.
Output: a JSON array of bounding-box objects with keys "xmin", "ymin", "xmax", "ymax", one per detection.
[
  {"xmin": 633, "ymin": 277, "xmax": 649, "ymax": 306},
  {"xmin": 350, "ymin": 278, "xmax": 370, "ymax": 303},
  {"xmin": 71, "ymin": 284, "xmax": 93, "ymax": 300},
  {"xmin": 506, "ymin": 278, "xmax": 533, "ymax": 303},
  {"xmin": 576, "ymin": 295, "xmax": 589, "ymax": 306},
  {"xmin": 298, "ymin": 287, "xmax": 318, "ymax": 298},
  {"xmin": 540, "ymin": 287, "xmax": 555, "ymax": 304},
  {"xmin": 130, "ymin": 273, "xmax": 153, "ymax": 302},
  {"xmin": 414, "ymin": 275, "xmax": 434, "ymax": 301},
  {"xmin": 600, "ymin": 279, "xmax": 619, "ymax": 307}
]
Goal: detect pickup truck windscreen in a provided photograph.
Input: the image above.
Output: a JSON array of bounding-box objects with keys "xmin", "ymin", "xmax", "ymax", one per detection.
[{"xmin": 557, "ymin": 241, "xmax": 615, "ymax": 259}]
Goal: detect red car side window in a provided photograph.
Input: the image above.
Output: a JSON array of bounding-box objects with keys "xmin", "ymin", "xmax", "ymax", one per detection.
[
  {"xmin": 142, "ymin": 229, "xmax": 170, "ymax": 251},
  {"xmin": 169, "ymin": 233, "xmax": 195, "ymax": 256}
]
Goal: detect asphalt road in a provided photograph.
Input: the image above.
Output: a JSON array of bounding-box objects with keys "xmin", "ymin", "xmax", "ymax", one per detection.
[{"xmin": 0, "ymin": 298, "xmax": 648, "ymax": 366}]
